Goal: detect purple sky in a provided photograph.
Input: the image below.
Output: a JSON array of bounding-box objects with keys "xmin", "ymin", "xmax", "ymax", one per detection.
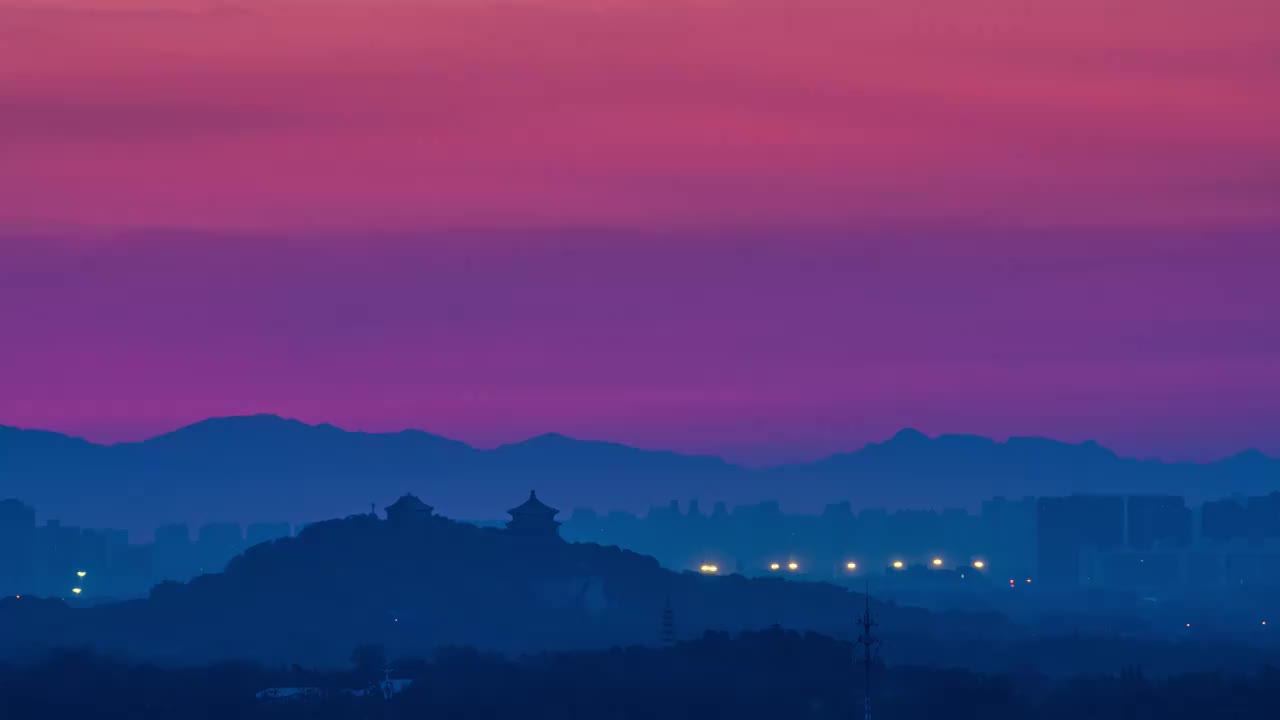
[
  {"xmin": 4, "ymin": 225, "xmax": 1277, "ymax": 464},
  {"xmin": 1, "ymin": 1, "xmax": 1278, "ymax": 464}
]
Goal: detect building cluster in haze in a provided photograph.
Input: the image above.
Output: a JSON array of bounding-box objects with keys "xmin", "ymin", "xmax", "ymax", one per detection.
[
  {"xmin": 561, "ymin": 493, "xmax": 1280, "ymax": 592},
  {"xmin": 0, "ymin": 498, "xmax": 292, "ymax": 599},
  {"xmin": 4, "ymin": 491, "xmax": 1280, "ymax": 600}
]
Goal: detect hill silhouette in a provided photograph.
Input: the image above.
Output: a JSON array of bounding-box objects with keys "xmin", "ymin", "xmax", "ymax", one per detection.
[
  {"xmin": 0, "ymin": 504, "xmax": 951, "ymax": 666},
  {"xmin": 2, "ymin": 416, "xmax": 1277, "ymax": 531}
]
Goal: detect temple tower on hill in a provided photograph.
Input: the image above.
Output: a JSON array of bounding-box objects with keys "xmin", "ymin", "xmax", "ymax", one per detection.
[
  {"xmin": 386, "ymin": 494, "xmax": 434, "ymax": 524},
  {"xmin": 506, "ymin": 491, "xmax": 561, "ymax": 538}
]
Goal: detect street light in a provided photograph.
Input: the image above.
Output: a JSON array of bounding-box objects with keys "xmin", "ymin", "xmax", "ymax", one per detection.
[
  {"xmin": 972, "ymin": 560, "xmax": 986, "ymax": 569},
  {"xmin": 931, "ymin": 557, "xmax": 944, "ymax": 567},
  {"xmin": 71, "ymin": 588, "xmax": 82, "ymax": 595},
  {"xmin": 699, "ymin": 564, "xmax": 719, "ymax": 574},
  {"xmin": 769, "ymin": 562, "xmax": 781, "ymax": 571},
  {"xmin": 892, "ymin": 560, "xmax": 904, "ymax": 570},
  {"xmin": 846, "ymin": 561, "xmax": 858, "ymax": 571},
  {"xmin": 787, "ymin": 561, "xmax": 799, "ymax": 572},
  {"xmin": 76, "ymin": 571, "xmax": 87, "ymax": 578}
]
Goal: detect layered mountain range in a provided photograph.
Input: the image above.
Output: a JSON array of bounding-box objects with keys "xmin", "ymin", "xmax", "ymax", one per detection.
[{"xmin": 2, "ymin": 415, "xmax": 1275, "ymax": 532}]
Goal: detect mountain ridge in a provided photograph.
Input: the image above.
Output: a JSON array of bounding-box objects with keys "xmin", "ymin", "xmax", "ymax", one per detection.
[
  {"xmin": 4, "ymin": 414, "xmax": 1270, "ymax": 466},
  {"xmin": 1, "ymin": 415, "xmax": 1276, "ymax": 533}
]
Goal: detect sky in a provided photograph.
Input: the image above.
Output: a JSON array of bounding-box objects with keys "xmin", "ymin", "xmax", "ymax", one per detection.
[{"xmin": 1, "ymin": 0, "xmax": 1278, "ymax": 464}]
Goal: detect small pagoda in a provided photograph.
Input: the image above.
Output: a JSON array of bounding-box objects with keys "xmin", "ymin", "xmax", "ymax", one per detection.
[
  {"xmin": 506, "ymin": 490, "xmax": 561, "ymax": 538},
  {"xmin": 385, "ymin": 494, "xmax": 434, "ymax": 524}
]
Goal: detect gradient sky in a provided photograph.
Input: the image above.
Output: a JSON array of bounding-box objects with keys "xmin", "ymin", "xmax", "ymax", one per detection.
[{"xmin": 2, "ymin": 0, "xmax": 1278, "ymax": 463}]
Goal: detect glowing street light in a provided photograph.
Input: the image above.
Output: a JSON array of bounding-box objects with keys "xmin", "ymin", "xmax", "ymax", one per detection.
[
  {"xmin": 76, "ymin": 571, "xmax": 87, "ymax": 578},
  {"xmin": 891, "ymin": 560, "xmax": 904, "ymax": 570},
  {"xmin": 769, "ymin": 562, "xmax": 781, "ymax": 571},
  {"xmin": 846, "ymin": 561, "xmax": 858, "ymax": 571},
  {"xmin": 972, "ymin": 560, "xmax": 986, "ymax": 569},
  {"xmin": 699, "ymin": 564, "xmax": 719, "ymax": 574},
  {"xmin": 71, "ymin": 588, "xmax": 82, "ymax": 595},
  {"xmin": 931, "ymin": 557, "xmax": 944, "ymax": 567},
  {"xmin": 787, "ymin": 561, "xmax": 799, "ymax": 572}
]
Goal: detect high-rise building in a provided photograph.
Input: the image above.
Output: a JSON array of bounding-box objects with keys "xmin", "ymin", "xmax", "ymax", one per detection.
[
  {"xmin": 1036, "ymin": 495, "xmax": 1124, "ymax": 585},
  {"xmin": 1201, "ymin": 498, "xmax": 1248, "ymax": 543},
  {"xmin": 0, "ymin": 499, "xmax": 37, "ymax": 591},
  {"xmin": 1246, "ymin": 493, "xmax": 1280, "ymax": 543},
  {"xmin": 1126, "ymin": 495, "xmax": 1192, "ymax": 550},
  {"xmin": 152, "ymin": 523, "xmax": 193, "ymax": 581},
  {"xmin": 980, "ymin": 496, "xmax": 1036, "ymax": 574}
]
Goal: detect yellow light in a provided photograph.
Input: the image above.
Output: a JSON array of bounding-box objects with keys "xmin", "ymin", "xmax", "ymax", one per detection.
[
  {"xmin": 699, "ymin": 564, "xmax": 719, "ymax": 574},
  {"xmin": 769, "ymin": 562, "xmax": 781, "ymax": 571},
  {"xmin": 931, "ymin": 558, "xmax": 943, "ymax": 567},
  {"xmin": 787, "ymin": 561, "xmax": 799, "ymax": 571},
  {"xmin": 972, "ymin": 560, "xmax": 985, "ymax": 569},
  {"xmin": 892, "ymin": 560, "xmax": 904, "ymax": 569},
  {"xmin": 846, "ymin": 562, "xmax": 857, "ymax": 571},
  {"xmin": 76, "ymin": 571, "xmax": 87, "ymax": 578},
  {"xmin": 71, "ymin": 588, "xmax": 82, "ymax": 595}
]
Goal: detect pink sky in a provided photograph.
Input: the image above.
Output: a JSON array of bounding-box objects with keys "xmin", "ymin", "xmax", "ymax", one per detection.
[{"xmin": 1, "ymin": 0, "xmax": 1278, "ymax": 463}]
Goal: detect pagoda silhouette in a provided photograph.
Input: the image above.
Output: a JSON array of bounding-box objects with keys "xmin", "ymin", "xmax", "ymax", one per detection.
[{"xmin": 506, "ymin": 490, "xmax": 561, "ymax": 538}]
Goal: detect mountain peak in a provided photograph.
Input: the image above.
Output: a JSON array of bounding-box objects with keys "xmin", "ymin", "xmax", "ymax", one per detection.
[
  {"xmin": 142, "ymin": 414, "xmax": 322, "ymax": 445},
  {"xmin": 888, "ymin": 428, "xmax": 930, "ymax": 444}
]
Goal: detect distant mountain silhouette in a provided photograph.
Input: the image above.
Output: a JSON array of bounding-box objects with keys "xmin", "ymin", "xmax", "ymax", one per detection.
[{"xmin": 1, "ymin": 415, "xmax": 1276, "ymax": 531}]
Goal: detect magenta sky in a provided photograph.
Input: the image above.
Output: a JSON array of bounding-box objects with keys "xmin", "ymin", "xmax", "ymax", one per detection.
[{"xmin": 2, "ymin": 0, "xmax": 1278, "ymax": 463}]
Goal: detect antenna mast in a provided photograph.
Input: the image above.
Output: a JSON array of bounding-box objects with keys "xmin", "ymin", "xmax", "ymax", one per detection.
[
  {"xmin": 660, "ymin": 595, "xmax": 676, "ymax": 646},
  {"xmin": 855, "ymin": 580, "xmax": 879, "ymax": 720}
]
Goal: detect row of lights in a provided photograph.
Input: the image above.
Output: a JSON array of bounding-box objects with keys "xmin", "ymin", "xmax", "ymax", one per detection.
[
  {"xmin": 699, "ymin": 558, "xmax": 992, "ymax": 574},
  {"xmin": 1183, "ymin": 621, "xmax": 1269, "ymax": 628},
  {"xmin": 866, "ymin": 557, "xmax": 991, "ymax": 572}
]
